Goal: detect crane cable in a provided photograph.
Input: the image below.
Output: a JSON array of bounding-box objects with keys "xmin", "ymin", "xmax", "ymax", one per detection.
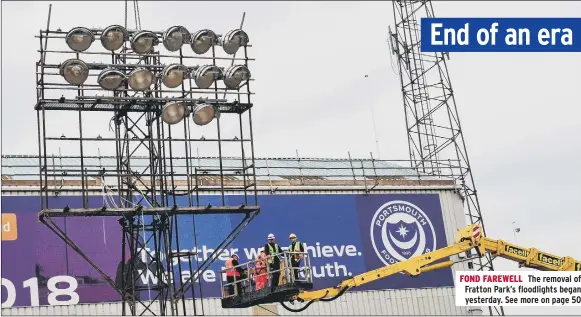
[
  {"xmin": 124, "ymin": 0, "xmax": 141, "ymax": 30},
  {"xmin": 279, "ymin": 300, "xmax": 315, "ymax": 313},
  {"xmin": 279, "ymin": 286, "xmax": 350, "ymax": 312}
]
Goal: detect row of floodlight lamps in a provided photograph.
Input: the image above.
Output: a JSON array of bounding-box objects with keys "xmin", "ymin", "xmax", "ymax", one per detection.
[
  {"xmin": 59, "ymin": 59, "xmax": 251, "ymax": 91},
  {"xmin": 58, "ymin": 59, "xmax": 226, "ymax": 126},
  {"xmin": 65, "ymin": 25, "xmax": 249, "ymax": 55},
  {"xmin": 162, "ymin": 101, "xmax": 218, "ymax": 127}
]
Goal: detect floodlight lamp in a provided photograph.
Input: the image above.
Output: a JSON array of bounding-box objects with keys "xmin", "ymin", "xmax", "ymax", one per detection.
[
  {"xmin": 220, "ymin": 29, "xmax": 249, "ymax": 55},
  {"xmin": 223, "ymin": 65, "xmax": 251, "ymax": 89},
  {"xmin": 59, "ymin": 59, "xmax": 89, "ymax": 85},
  {"xmin": 66, "ymin": 27, "xmax": 95, "ymax": 52},
  {"xmin": 163, "ymin": 26, "xmax": 190, "ymax": 52},
  {"xmin": 98, "ymin": 68, "xmax": 126, "ymax": 90},
  {"xmin": 192, "ymin": 103, "xmax": 217, "ymax": 126},
  {"xmin": 162, "ymin": 101, "xmax": 188, "ymax": 125},
  {"xmin": 193, "ymin": 65, "xmax": 222, "ymax": 89},
  {"xmin": 190, "ymin": 29, "xmax": 218, "ymax": 54},
  {"xmin": 162, "ymin": 64, "xmax": 188, "ymax": 88},
  {"xmin": 130, "ymin": 30, "xmax": 159, "ymax": 54},
  {"xmin": 101, "ymin": 25, "xmax": 128, "ymax": 51},
  {"xmin": 128, "ymin": 68, "xmax": 154, "ymax": 91}
]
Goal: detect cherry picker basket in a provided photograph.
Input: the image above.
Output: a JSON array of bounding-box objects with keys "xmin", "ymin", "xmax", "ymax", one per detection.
[{"xmin": 220, "ymin": 250, "xmax": 313, "ymax": 308}]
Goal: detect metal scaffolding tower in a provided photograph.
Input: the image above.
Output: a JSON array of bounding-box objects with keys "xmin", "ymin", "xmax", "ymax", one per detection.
[
  {"xmin": 389, "ymin": 1, "xmax": 504, "ymax": 315},
  {"xmin": 34, "ymin": 2, "xmax": 258, "ymax": 315}
]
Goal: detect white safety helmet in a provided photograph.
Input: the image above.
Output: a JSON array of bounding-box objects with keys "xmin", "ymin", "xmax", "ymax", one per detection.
[{"xmin": 267, "ymin": 233, "xmax": 275, "ymax": 240}]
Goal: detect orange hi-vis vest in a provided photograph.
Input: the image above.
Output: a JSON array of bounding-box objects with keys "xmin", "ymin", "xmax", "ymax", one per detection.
[{"xmin": 225, "ymin": 258, "xmax": 240, "ymax": 277}]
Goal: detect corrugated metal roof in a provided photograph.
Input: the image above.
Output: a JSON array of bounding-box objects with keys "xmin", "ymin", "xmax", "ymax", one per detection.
[
  {"xmin": 1, "ymin": 154, "xmax": 425, "ymax": 182},
  {"xmin": 1, "ymin": 288, "xmax": 473, "ymax": 316}
]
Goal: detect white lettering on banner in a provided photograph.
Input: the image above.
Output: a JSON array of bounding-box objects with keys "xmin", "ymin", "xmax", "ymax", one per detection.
[
  {"xmin": 22, "ymin": 278, "xmax": 39, "ymax": 307},
  {"xmin": 312, "ymin": 262, "xmax": 350, "ymax": 278},
  {"xmin": 1, "ymin": 278, "xmax": 16, "ymax": 308},
  {"xmin": 137, "ymin": 269, "xmax": 217, "ymax": 285},
  {"xmin": 139, "ymin": 244, "xmax": 362, "ymax": 263},
  {"xmin": 301, "ymin": 243, "xmax": 360, "ymax": 258},
  {"xmin": 374, "ymin": 204, "xmax": 429, "ymax": 227},
  {"xmin": 1, "ymin": 276, "xmax": 80, "ymax": 308},
  {"xmin": 455, "ymin": 271, "xmax": 581, "ymax": 307},
  {"xmin": 131, "ymin": 243, "xmax": 364, "ymax": 286},
  {"xmin": 244, "ymin": 247, "xmax": 264, "ymax": 260},
  {"xmin": 139, "ymin": 246, "xmax": 239, "ymax": 264}
]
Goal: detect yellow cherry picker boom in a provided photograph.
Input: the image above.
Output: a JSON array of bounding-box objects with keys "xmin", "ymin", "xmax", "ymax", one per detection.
[{"xmin": 219, "ymin": 224, "xmax": 581, "ymax": 311}]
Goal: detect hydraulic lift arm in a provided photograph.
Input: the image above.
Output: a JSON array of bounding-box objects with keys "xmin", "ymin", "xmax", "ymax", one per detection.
[
  {"xmin": 476, "ymin": 237, "xmax": 580, "ymax": 272},
  {"xmin": 291, "ymin": 224, "xmax": 581, "ymax": 304}
]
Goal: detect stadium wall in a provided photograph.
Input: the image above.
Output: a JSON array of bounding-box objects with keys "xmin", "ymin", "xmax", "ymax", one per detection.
[{"xmin": 1, "ymin": 188, "xmax": 475, "ymax": 315}]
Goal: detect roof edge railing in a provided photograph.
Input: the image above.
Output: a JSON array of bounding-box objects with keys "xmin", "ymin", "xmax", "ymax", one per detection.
[{"xmin": 2, "ymin": 154, "xmax": 465, "ymax": 183}]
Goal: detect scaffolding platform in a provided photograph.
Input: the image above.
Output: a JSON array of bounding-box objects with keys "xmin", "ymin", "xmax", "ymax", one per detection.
[{"xmin": 221, "ymin": 281, "xmax": 313, "ymax": 308}]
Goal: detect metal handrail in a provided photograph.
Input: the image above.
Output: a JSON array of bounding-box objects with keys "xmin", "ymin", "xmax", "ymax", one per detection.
[
  {"xmin": 220, "ymin": 257, "xmax": 268, "ymax": 298},
  {"xmin": 284, "ymin": 251, "xmax": 313, "ymax": 284},
  {"xmin": 219, "ymin": 251, "xmax": 312, "ymax": 298}
]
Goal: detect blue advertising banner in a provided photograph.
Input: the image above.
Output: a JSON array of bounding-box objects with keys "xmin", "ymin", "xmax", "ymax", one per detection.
[
  {"xmin": 420, "ymin": 18, "xmax": 581, "ymax": 52},
  {"xmin": 1, "ymin": 193, "xmax": 454, "ymax": 308}
]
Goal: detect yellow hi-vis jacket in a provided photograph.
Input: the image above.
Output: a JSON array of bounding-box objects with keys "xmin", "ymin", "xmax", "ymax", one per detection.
[
  {"xmin": 288, "ymin": 241, "xmax": 303, "ymax": 260},
  {"xmin": 267, "ymin": 243, "xmax": 280, "ymax": 264}
]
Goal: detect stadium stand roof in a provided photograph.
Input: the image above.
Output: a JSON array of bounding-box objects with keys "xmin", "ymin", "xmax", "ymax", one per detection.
[{"xmin": 1, "ymin": 154, "xmax": 455, "ymax": 188}]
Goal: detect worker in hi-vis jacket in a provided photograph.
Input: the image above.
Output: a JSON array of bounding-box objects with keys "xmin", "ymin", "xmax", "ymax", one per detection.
[
  {"xmin": 288, "ymin": 233, "xmax": 305, "ymax": 281},
  {"xmin": 263, "ymin": 233, "xmax": 282, "ymax": 289},
  {"xmin": 225, "ymin": 254, "xmax": 244, "ymax": 296}
]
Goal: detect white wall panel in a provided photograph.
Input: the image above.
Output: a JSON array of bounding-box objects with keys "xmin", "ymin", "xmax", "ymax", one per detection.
[{"xmin": 2, "ymin": 288, "xmax": 470, "ymax": 316}]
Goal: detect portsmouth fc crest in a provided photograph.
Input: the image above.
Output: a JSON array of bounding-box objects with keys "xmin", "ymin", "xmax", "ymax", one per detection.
[{"xmin": 370, "ymin": 200, "xmax": 437, "ymax": 265}]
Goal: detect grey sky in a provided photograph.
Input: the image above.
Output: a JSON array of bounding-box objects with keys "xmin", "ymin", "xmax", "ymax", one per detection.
[{"xmin": 2, "ymin": 1, "xmax": 581, "ymax": 315}]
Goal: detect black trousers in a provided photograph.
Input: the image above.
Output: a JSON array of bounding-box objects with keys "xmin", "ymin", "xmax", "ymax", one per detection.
[
  {"xmin": 290, "ymin": 258, "xmax": 301, "ymax": 281},
  {"xmin": 226, "ymin": 276, "xmax": 243, "ymax": 296},
  {"xmin": 269, "ymin": 263, "xmax": 280, "ymax": 289}
]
